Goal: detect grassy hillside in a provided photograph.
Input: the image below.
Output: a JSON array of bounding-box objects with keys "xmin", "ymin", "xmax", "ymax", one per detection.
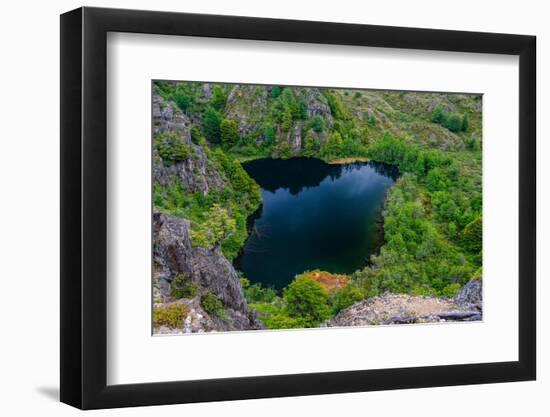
[{"xmin": 152, "ymin": 80, "xmax": 482, "ymax": 329}]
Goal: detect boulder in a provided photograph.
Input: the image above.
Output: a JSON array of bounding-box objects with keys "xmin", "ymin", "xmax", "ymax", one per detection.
[{"xmin": 454, "ymin": 279, "xmax": 482, "ymax": 311}]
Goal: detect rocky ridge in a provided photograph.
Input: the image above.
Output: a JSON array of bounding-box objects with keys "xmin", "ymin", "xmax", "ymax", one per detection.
[
  {"xmin": 329, "ymin": 279, "xmax": 482, "ymax": 327},
  {"xmin": 153, "ymin": 211, "xmax": 262, "ymax": 333}
]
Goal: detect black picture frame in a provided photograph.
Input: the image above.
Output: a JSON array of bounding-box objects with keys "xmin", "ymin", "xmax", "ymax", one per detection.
[{"xmin": 60, "ymin": 6, "xmax": 536, "ymax": 410}]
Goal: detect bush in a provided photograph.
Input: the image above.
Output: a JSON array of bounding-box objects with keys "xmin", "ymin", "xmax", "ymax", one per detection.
[
  {"xmin": 170, "ymin": 274, "xmax": 198, "ymax": 299},
  {"xmin": 210, "ymin": 85, "xmax": 227, "ymax": 111},
  {"xmin": 461, "ymin": 112, "xmax": 469, "ymax": 131},
  {"xmin": 442, "ymin": 283, "xmax": 462, "ymax": 298},
  {"xmin": 245, "ymin": 283, "xmax": 277, "ymax": 303},
  {"xmin": 201, "ymin": 291, "xmax": 225, "ymax": 318},
  {"xmin": 220, "ymin": 119, "xmax": 240, "ymax": 148},
  {"xmin": 263, "ymin": 314, "xmax": 306, "ymax": 329},
  {"xmin": 277, "ymin": 141, "xmax": 292, "ymax": 159},
  {"xmin": 321, "ymin": 131, "xmax": 344, "ymax": 159},
  {"xmin": 173, "ymin": 85, "xmax": 193, "ymax": 112},
  {"xmin": 431, "ymin": 105, "xmax": 445, "ymax": 124},
  {"xmin": 153, "ymin": 303, "xmax": 188, "ymax": 328},
  {"xmin": 461, "ymin": 215, "xmax": 482, "ymax": 253},
  {"xmin": 269, "ymin": 86, "xmax": 283, "ymax": 98},
  {"xmin": 367, "ymin": 114, "xmax": 377, "ymax": 127},
  {"xmin": 310, "ymin": 115, "xmax": 325, "ymax": 133},
  {"xmin": 155, "ymin": 131, "xmax": 193, "ymax": 165},
  {"xmin": 283, "ymin": 276, "xmax": 331, "ymax": 327},
  {"xmin": 445, "ymin": 114, "xmax": 463, "ymax": 132},
  {"xmin": 331, "ymin": 285, "xmax": 364, "ymax": 313},
  {"xmin": 191, "ymin": 204, "xmax": 236, "ymax": 250},
  {"xmin": 263, "ymin": 125, "xmax": 276, "ymax": 148},
  {"xmin": 203, "ymin": 107, "xmax": 223, "ymax": 143}
]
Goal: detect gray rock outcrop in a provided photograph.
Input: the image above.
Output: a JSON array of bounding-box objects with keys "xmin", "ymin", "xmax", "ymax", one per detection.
[
  {"xmin": 153, "ymin": 211, "xmax": 262, "ymax": 332},
  {"xmin": 328, "ymin": 281, "xmax": 483, "ymax": 328},
  {"xmin": 152, "ymin": 94, "xmax": 224, "ymax": 195},
  {"xmin": 453, "ymin": 279, "xmax": 482, "ymax": 311}
]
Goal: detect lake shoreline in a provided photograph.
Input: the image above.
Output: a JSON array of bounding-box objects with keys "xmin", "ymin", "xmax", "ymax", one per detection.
[{"xmin": 234, "ymin": 157, "xmax": 398, "ymax": 290}]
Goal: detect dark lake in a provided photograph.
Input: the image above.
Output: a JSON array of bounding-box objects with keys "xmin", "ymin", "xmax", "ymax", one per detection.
[{"xmin": 234, "ymin": 157, "xmax": 398, "ymax": 291}]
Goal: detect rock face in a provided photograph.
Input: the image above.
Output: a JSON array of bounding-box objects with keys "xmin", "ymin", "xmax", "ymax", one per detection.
[
  {"xmin": 153, "ymin": 211, "xmax": 262, "ymax": 332},
  {"xmin": 453, "ymin": 279, "xmax": 482, "ymax": 311},
  {"xmin": 152, "ymin": 94, "xmax": 224, "ymax": 195},
  {"xmin": 328, "ymin": 283, "xmax": 483, "ymax": 327},
  {"xmin": 302, "ymin": 88, "xmax": 334, "ymax": 126},
  {"xmin": 225, "ymin": 84, "xmax": 269, "ymax": 137}
]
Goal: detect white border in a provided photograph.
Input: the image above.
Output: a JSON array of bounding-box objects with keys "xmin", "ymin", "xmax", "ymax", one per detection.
[{"xmin": 107, "ymin": 33, "xmax": 519, "ymax": 385}]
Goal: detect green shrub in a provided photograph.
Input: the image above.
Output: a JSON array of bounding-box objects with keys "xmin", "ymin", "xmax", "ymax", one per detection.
[
  {"xmin": 191, "ymin": 204, "xmax": 236, "ymax": 250},
  {"xmin": 277, "ymin": 141, "xmax": 292, "ymax": 159},
  {"xmin": 203, "ymin": 106, "xmax": 223, "ymax": 143},
  {"xmin": 263, "ymin": 125, "xmax": 276, "ymax": 148},
  {"xmin": 269, "ymin": 86, "xmax": 283, "ymax": 98},
  {"xmin": 442, "ymin": 283, "xmax": 462, "ymax": 298},
  {"xmin": 263, "ymin": 314, "xmax": 306, "ymax": 329},
  {"xmin": 245, "ymin": 283, "xmax": 277, "ymax": 303},
  {"xmin": 173, "ymin": 85, "xmax": 193, "ymax": 112},
  {"xmin": 170, "ymin": 274, "xmax": 198, "ymax": 299},
  {"xmin": 331, "ymin": 285, "xmax": 364, "ymax": 313},
  {"xmin": 201, "ymin": 291, "xmax": 225, "ymax": 319},
  {"xmin": 324, "ymin": 92, "xmax": 345, "ymax": 119},
  {"xmin": 310, "ymin": 115, "xmax": 325, "ymax": 133},
  {"xmin": 445, "ymin": 114, "xmax": 463, "ymax": 132},
  {"xmin": 210, "ymin": 85, "xmax": 227, "ymax": 111},
  {"xmin": 431, "ymin": 105, "xmax": 445, "ymax": 124},
  {"xmin": 367, "ymin": 114, "xmax": 377, "ymax": 127},
  {"xmin": 220, "ymin": 119, "xmax": 240, "ymax": 148},
  {"xmin": 153, "ymin": 303, "xmax": 188, "ymax": 328},
  {"xmin": 321, "ymin": 131, "xmax": 344, "ymax": 159},
  {"xmin": 461, "ymin": 112, "xmax": 469, "ymax": 131},
  {"xmin": 283, "ymin": 276, "xmax": 331, "ymax": 327},
  {"xmin": 462, "ymin": 215, "xmax": 482, "ymax": 253}
]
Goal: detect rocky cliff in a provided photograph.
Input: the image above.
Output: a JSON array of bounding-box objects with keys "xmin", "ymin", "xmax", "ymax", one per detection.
[
  {"xmin": 153, "ymin": 211, "xmax": 262, "ymax": 333},
  {"xmin": 153, "ymin": 94, "xmax": 224, "ymax": 195},
  {"xmin": 152, "ymin": 91, "xmax": 262, "ymax": 333}
]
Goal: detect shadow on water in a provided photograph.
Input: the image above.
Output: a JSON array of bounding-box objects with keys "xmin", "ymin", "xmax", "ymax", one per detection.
[{"xmin": 234, "ymin": 157, "xmax": 399, "ymax": 290}]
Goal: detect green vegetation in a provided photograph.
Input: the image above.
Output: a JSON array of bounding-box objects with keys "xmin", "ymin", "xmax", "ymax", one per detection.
[
  {"xmin": 310, "ymin": 115, "xmax": 325, "ymax": 133},
  {"xmin": 173, "ymin": 84, "xmax": 193, "ymax": 112},
  {"xmin": 354, "ymin": 132, "xmax": 482, "ymax": 297},
  {"xmin": 220, "ymin": 119, "xmax": 240, "ymax": 148},
  {"xmin": 152, "ymin": 81, "xmax": 482, "ymax": 328},
  {"xmin": 283, "ymin": 275, "xmax": 332, "ymax": 327},
  {"xmin": 201, "ymin": 291, "xmax": 226, "ymax": 319},
  {"xmin": 203, "ymin": 107, "xmax": 223, "ymax": 144},
  {"xmin": 153, "ymin": 303, "xmax": 189, "ymax": 328},
  {"xmin": 155, "ymin": 131, "xmax": 193, "ymax": 165},
  {"xmin": 170, "ymin": 274, "xmax": 198, "ymax": 299},
  {"xmin": 431, "ymin": 105, "xmax": 470, "ymax": 133}
]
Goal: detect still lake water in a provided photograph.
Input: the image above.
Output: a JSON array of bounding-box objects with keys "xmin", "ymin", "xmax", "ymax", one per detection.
[{"xmin": 235, "ymin": 158, "xmax": 398, "ymax": 290}]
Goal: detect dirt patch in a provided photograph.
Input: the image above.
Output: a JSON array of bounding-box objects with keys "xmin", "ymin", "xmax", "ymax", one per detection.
[
  {"xmin": 328, "ymin": 157, "xmax": 370, "ymax": 164},
  {"xmin": 304, "ymin": 271, "xmax": 348, "ymax": 292}
]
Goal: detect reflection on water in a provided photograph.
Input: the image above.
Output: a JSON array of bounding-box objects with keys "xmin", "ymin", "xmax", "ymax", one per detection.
[{"xmin": 235, "ymin": 157, "xmax": 398, "ymax": 290}]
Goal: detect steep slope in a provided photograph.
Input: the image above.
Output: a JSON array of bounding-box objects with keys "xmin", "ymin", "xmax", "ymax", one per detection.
[
  {"xmin": 153, "ymin": 212, "xmax": 261, "ymax": 333},
  {"xmin": 152, "ymin": 92, "xmax": 262, "ymax": 333}
]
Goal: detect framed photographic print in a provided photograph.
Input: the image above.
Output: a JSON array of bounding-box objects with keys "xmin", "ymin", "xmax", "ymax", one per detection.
[{"xmin": 60, "ymin": 6, "xmax": 536, "ymax": 409}]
